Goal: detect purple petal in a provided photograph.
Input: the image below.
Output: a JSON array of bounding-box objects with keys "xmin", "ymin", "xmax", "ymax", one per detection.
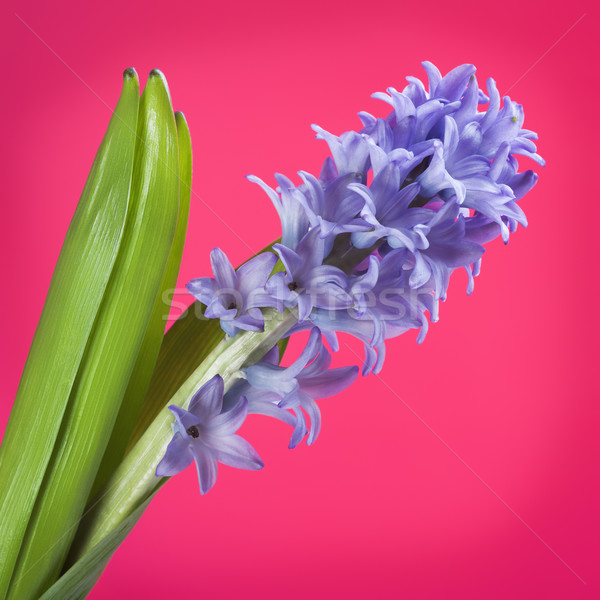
[
  {"xmin": 186, "ymin": 277, "xmax": 216, "ymax": 304},
  {"xmin": 155, "ymin": 433, "xmax": 193, "ymax": 477},
  {"xmin": 230, "ymin": 310, "xmax": 264, "ymax": 332},
  {"xmin": 451, "ymin": 156, "xmax": 490, "ymax": 179},
  {"xmin": 210, "ymin": 248, "xmax": 236, "ymax": 290},
  {"xmin": 362, "ymin": 344, "xmax": 378, "ymax": 376},
  {"xmin": 323, "ymin": 328, "xmax": 339, "ymax": 352},
  {"xmin": 265, "ymin": 271, "xmax": 293, "ymax": 307},
  {"xmin": 248, "ymin": 399, "xmax": 297, "ymax": 427},
  {"xmin": 211, "ymin": 397, "xmax": 249, "ymax": 435},
  {"xmin": 288, "ymin": 409, "xmax": 308, "ymax": 449},
  {"xmin": 409, "ymin": 252, "xmax": 432, "ymax": 289},
  {"xmin": 295, "ymin": 227, "xmax": 326, "ymax": 270},
  {"xmin": 403, "ymin": 76, "xmax": 428, "ymax": 106},
  {"xmin": 188, "ymin": 375, "xmax": 224, "ymax": 421},
  {"xmin": 208, "ymin": 434, "xmax": 264, "ymax": 471},
  {"xmin": 278, "ymin": 389, "xmax": 301, "ymax": 410},
  {"xmin": 481, "ymin": 78, "xmax": 500, "ymax": 131},
  {"xmin": 309, "ymin": 265, "xmax": 348, "ymax": 290},
  {"xmin": 204, "ymin": 298, "xmax": 236, "ymax": 320},
  {"xmin": 300, "ymin": 343, "xmax": 332, "ymax": 378},
  {"xmin": 352, "ymin": 256, "xmax": 380, "ymax": 292},
  {"xmin": 319, "ymin": 155, "xmax": 338, "ymax": 181},
  {"xmin": 299, "ymin": 365, "xmax": 358, "ymax": 399},
  {"xmin": 313, "ymin": 285, "xmax": 352, "ymax": 311},
  {"xmin": 273, "ymin": 243, "xmax": 302, "ymax": 275},
  {"xmin": 422, "ymin": 61, "xmax": 442, "ymax": 96},
  {"xmin": 286, "ymin": 328, "xmax": 322, "ymax": 377},
  {"xmin": 299, "ymin": 393, "xmax": 322, "ymax": 446},
  {"xmin": 236, "ymin": 252, "xmax": 278, "ymax": 301},
  {"xmin": 190, "ymin": 443, "xmax": 218, "ymax": 495},
  {"xmin": 453, "ymin": 73, "xmax": 479, "ymax": 129},
  {"xmin": 296, "ymin": 293, "xmax": 313, "ymax": 322},
  {"xmin": 246, "ymin": 362, "xmax": 299, "ymax": 397},
  {"xmin": 509, "ymin": 170, "xmax": 538, "ymax": 201},
  {"xmin": 243, "ymin": 387, "xmax": 283, "ymax": 405},
  {"xmin": 436, "ymin": 64, "xmax": 476, "ymax": 102}
]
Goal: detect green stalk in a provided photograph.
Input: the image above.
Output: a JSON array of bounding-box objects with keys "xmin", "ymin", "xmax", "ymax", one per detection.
[
  {"xmin": 0, "ymin": 69, "xmax": 139, "ymax": 600},
  {"xmin": 6, "ymin": 71, "xmax": 181, "ymax": 599}
]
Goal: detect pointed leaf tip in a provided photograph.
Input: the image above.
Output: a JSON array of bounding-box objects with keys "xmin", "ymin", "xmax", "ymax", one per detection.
[
  {"xmin": 175, "ymin": 111, "xmax": 188, "ymax": 127},
  {"xmin": 123, "ymin": 67, "xmax": 137, "ymax": 80},
  {"xmin": 146, "ymin": 69, "xmax": 173, "ymax": 108}
]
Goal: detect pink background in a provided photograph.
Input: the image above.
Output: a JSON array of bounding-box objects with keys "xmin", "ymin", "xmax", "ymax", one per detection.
[{"xmin": 1, "ymin": 0, "xmax": 598, "ymax": 598}]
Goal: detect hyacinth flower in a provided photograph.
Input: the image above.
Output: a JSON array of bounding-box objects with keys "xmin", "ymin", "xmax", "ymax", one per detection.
[
  {"xmin": 156, "ymin": 375, "xmax": 263, "ymax": 494},
  {"xmin": 0, "ymin": 62, "xmax": 542, "ymax": 599},
  {"xmin": 186, "ymin": 248, "xmax": 279, "ymax": 337},
  {"xmin": 266, "ymin": 227, "xmax": 353, "ymax": 321},
  {"xmin": 225, "ymin": 328, "xmax": 358, "ymax": 448}
]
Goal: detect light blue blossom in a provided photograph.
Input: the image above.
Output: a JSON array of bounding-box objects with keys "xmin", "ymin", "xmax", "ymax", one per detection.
[
  {"xmin": 162, "ymin": 62, "xmax": 543, "ymax": 494},
  {"xmin": 187, "ymin": 249, "xmax": 278, "ymax": 337},
  {"xmin": 156, "ymin": 375, "xmax": 263, "ymax": 494},
  {"xmin": 241, "ymin": 329, "xmax": 358, "ymax": 447}
]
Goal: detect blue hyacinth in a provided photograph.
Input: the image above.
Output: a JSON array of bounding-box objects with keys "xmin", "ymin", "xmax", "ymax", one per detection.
[{"xmin": 157, "ymin": 62, "xmax": 543, "ymax": 494}]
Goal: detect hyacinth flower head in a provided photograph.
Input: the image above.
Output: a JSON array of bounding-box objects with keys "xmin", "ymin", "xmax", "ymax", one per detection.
[
  {"xmin": 153, "ymin": 61, "xmax": 542, "ymax": 494},
  {"xmin": 1, "ymin": 63, "xmax": 544, "ymax": 600}
]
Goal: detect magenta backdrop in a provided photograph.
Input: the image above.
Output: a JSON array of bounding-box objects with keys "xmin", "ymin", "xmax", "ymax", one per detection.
[{"xmin": 1, "ymin": 0, "xmax": 598, "ymax": 598}]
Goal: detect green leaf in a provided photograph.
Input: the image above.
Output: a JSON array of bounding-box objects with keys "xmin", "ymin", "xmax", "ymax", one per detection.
[
  {"xmin": 90, "ymin": 111, "xmax": 193, "ymax": 497},
  {"xmin": 0, "ymin": 69, "xmax": 140, "ymax": 600},
  {"xmin": 6, "ymin": 70, "xmax": 181, "ymax": 599}
]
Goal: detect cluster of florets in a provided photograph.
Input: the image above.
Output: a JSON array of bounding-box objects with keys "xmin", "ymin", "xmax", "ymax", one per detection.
[{"xmin": 157, "ymin": 62, "xmax": 543, "ymax": 493}]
